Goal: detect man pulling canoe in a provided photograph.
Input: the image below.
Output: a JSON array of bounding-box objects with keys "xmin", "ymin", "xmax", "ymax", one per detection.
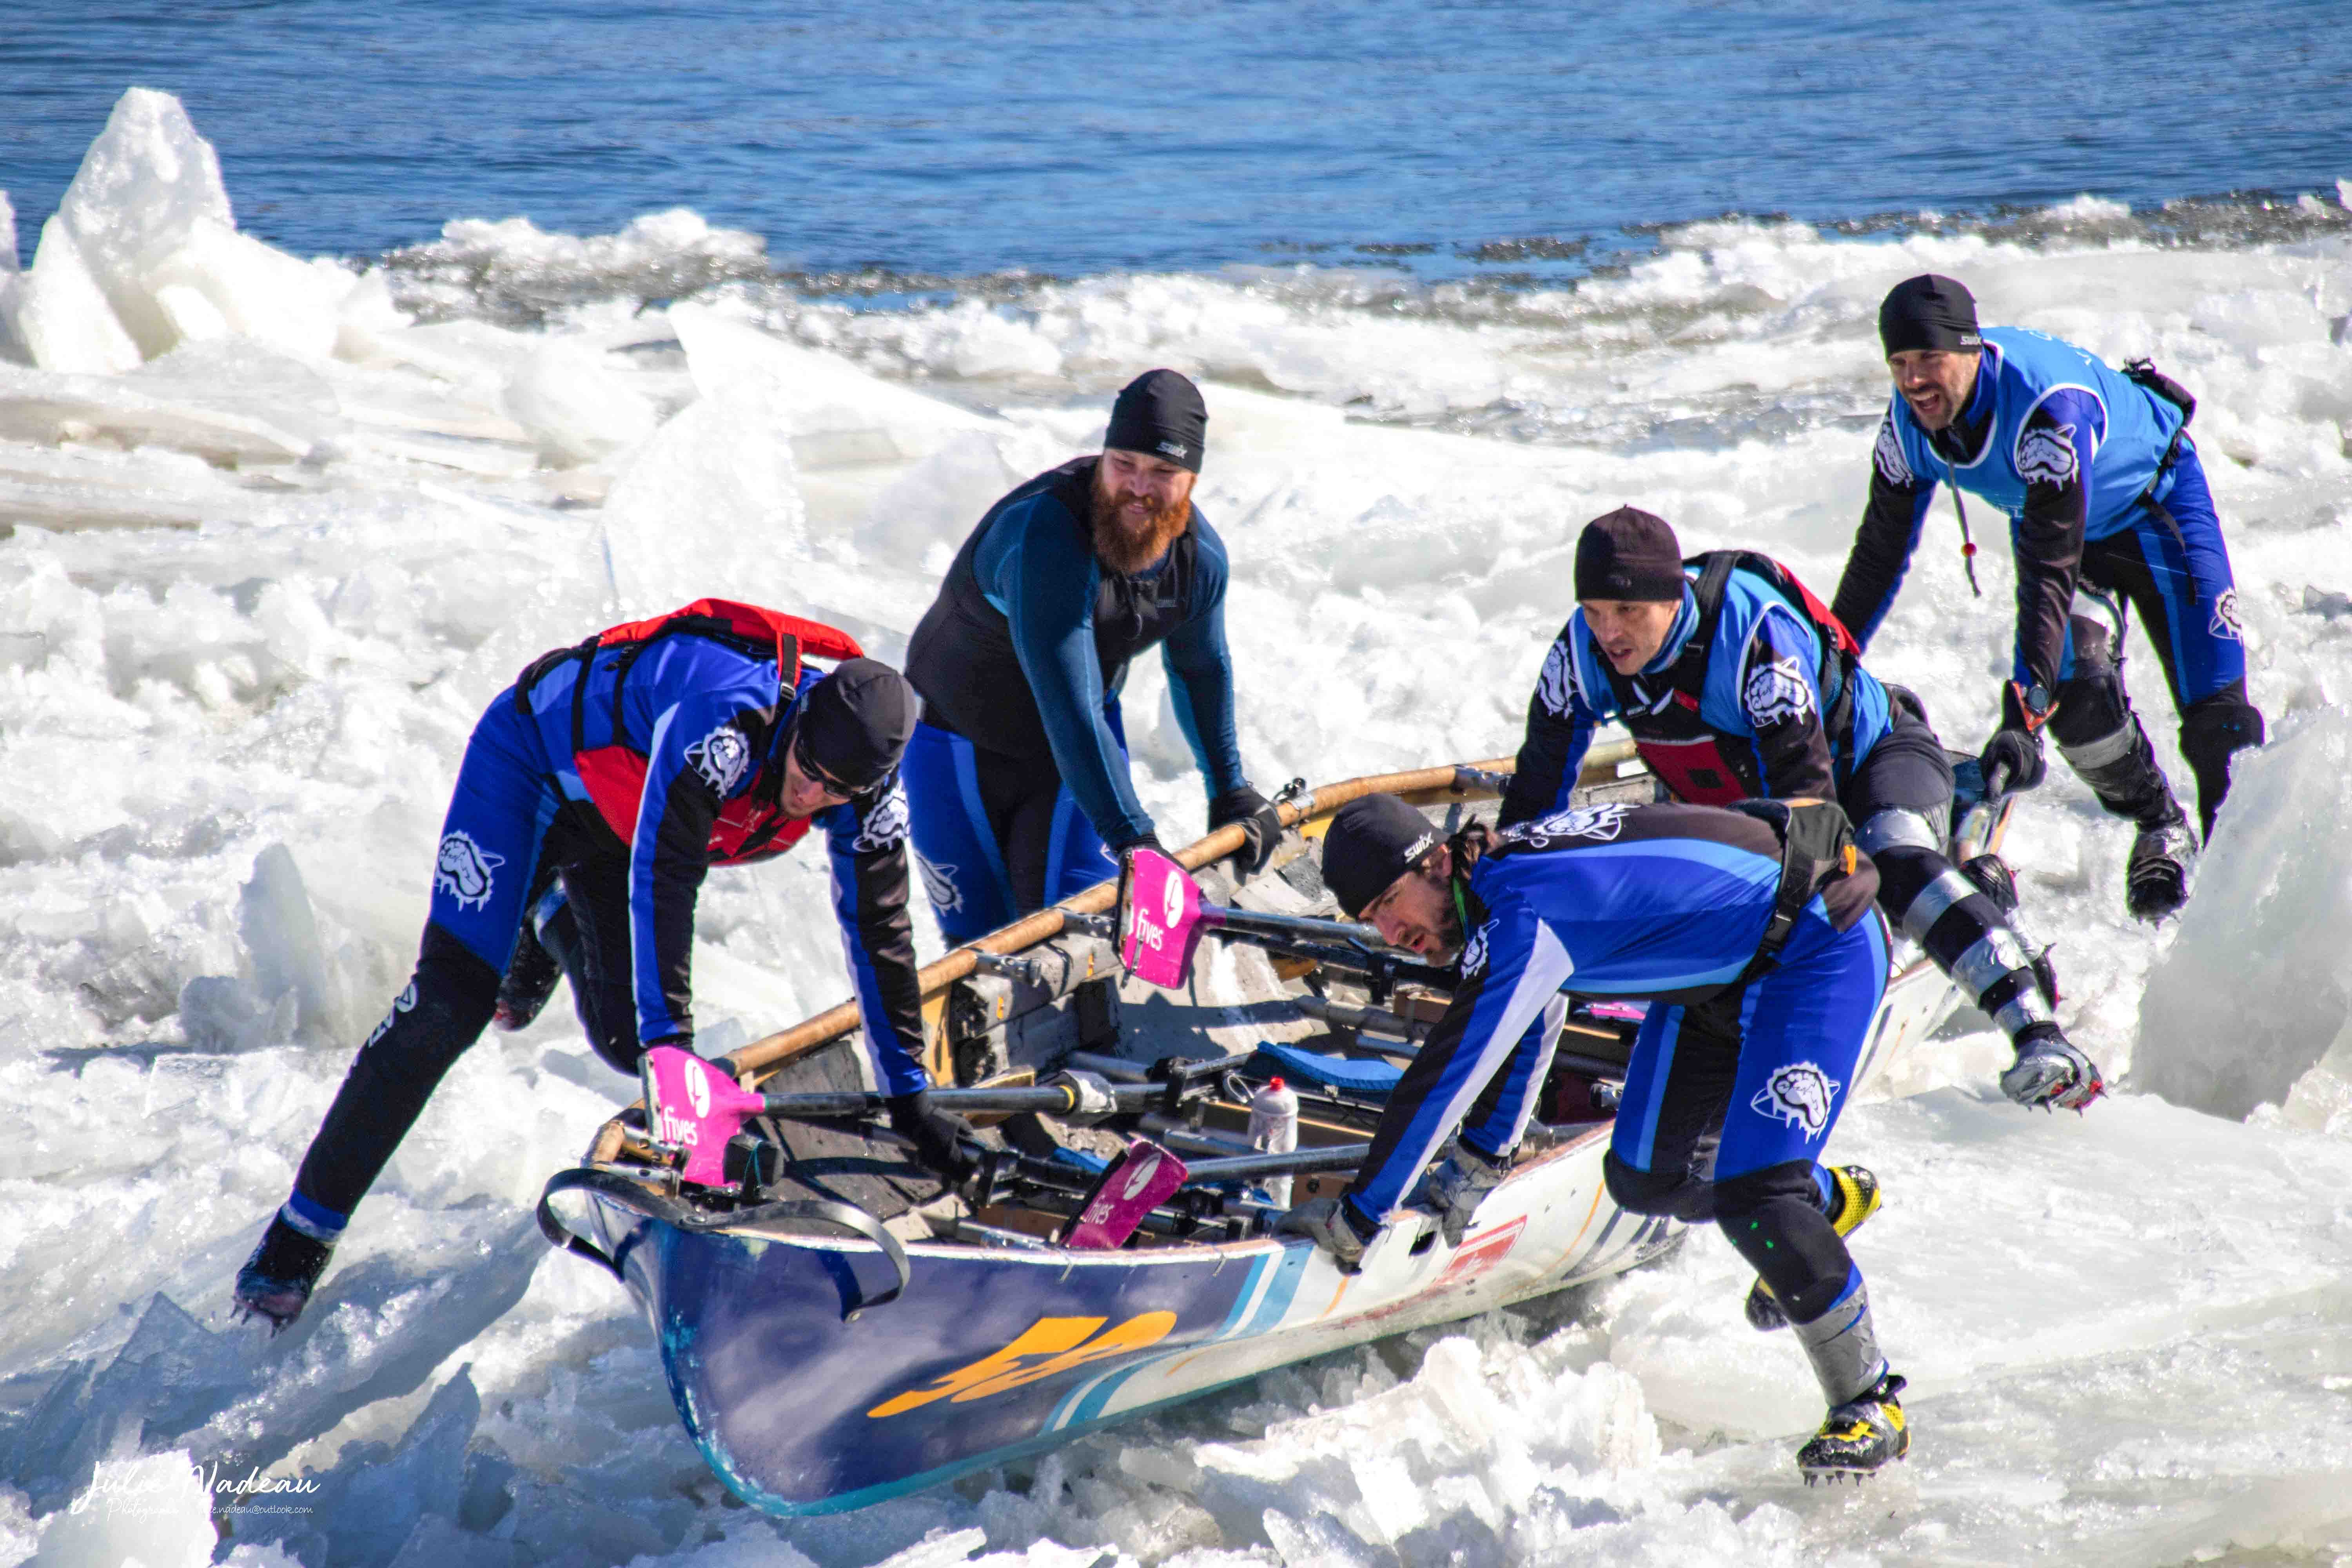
[{"xmin": 1284, "ymin": 791, "xmax": 1910, "ymax": 1480}]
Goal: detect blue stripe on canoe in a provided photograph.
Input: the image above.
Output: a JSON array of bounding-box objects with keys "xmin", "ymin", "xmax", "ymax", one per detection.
[
  {"xmin": 1046, "ymin": 1250, "xmax": 1272, "ymax": 1433},
  {"xmin": 1058, "ymin": 1241, "xmax": 1312, "ymax": 1432}
]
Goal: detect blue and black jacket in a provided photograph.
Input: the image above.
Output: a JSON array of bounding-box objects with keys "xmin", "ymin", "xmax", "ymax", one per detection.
[
  {"xmin": 1832, "ymin": 326, "xmax": 2191, "ymax": 697},
  {"xmin": 514, "ymin": 613, "xmax": 926, "ymax": 1096},
  {"xmin": 904, "ymin": 457, "xmax": 1248, "ymax": 849},
  {"xmin": 1347, "ymin": 800, "xmax": 1879, "ymax": 1220},
  {"xmin": 1501, "ymin": 555, "xmax": 1892, "ymax": 828}
]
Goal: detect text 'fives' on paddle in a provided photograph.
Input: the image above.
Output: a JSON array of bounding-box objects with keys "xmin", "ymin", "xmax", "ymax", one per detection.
[
  {"xmin": 1119, "ymin": 847, "xmax": 1207, "ymax": 988},
  {"xmin": 641, "ymin": 1046, "xmax": 766, "ymax": 1187}
]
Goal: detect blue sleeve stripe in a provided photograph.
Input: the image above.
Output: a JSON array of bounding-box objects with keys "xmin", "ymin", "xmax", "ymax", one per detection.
[
  {"xmin": 825, "ymin": 830, "xmax": 926, "ymax": 1098},
  {"xmin": 628, "ymin": 701, "xmax": 684, "ymax": 1045},
  {"xmin": 1354, "ymin": 918, "xmax": 1577, "ymax": 1218}
]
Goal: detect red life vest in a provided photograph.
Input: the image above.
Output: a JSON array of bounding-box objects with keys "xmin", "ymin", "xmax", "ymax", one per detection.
[
  {"xmin": 519, "ymin": 600, "xmax": 864, "ymax": 863},
  {"xmin": 1600, "ymin": 553, "xmax": 1860, "ymax": 806}
]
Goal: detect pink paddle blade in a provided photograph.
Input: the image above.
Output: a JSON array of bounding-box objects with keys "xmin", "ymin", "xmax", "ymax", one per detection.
[
  {"xmin": 1062, "ymin": 1138, "xmax": 1191, "ymax": 1249},
  {"xmin": 640, "ymin": 1045, "xmax": 764, "ymax": 1188},
  {"xmin": 1119, "ymin": 848, "xmax": 1204, "ymax": 989}
]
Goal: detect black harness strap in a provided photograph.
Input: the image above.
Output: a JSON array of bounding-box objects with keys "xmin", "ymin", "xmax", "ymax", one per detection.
[{"xmin": 1728, "ymin": 799, "xmax": 1867, "ymax": 980}]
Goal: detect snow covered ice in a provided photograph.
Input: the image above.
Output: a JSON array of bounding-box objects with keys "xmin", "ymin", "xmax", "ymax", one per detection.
[{"xmin": 5, "ymin": 89, "xmax": 2352, "ymax": 1566}]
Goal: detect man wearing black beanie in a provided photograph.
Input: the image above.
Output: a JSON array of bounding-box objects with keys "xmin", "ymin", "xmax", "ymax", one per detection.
[
  {"xmin": 1503, "ymin": 506, "xmax": 2099, "ymax": 1119},
  {"xmin": 902, "ymin": 370, "xmax": 1282, "ymax": 942},
  {"xmin": 1831, "ymin": 274, "xmax": 2264, "ymax": 921},
  {"xmin": 234, "ymin": 601, "xmax": 949, "ymax": 1332}
]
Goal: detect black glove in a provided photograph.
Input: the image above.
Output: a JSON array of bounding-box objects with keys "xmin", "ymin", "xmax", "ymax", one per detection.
[
  {"xmin": 886, "ymin": 1091, "xmax": 980, "ymax": 1180},
  {"xmin": 1980, "ymin": 683, "xmax": 2051, "ymax": 795},
  {"xmin": 1208, "ymin": 787, "xmax": 1286, "ymax": 878}
]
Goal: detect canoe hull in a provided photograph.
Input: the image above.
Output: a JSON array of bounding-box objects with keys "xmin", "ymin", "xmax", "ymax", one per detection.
[{"xmin": 588, "ymin": 1119, "xmax": 1679, "ymax": 1515}]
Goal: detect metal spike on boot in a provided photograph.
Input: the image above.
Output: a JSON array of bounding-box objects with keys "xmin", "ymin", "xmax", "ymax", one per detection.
[
  {"xmin": 233, "ymin": 1214, "xmax": 336, "ymax": 1334},
  {"xmin": 1797, "ymin": 1373, "xmax": 1911, "ymax": 1483}
]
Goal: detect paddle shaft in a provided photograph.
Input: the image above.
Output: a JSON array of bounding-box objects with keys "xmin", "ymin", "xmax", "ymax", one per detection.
[{"xmin": 758, "ymin": 1082, "xmax": 1167, "ymax": 1119}]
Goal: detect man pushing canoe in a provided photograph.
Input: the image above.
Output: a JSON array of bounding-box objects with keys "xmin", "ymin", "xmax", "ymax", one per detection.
[{"xmin": 1282, "ymin": 792, "xmax": 1911, "ymax": 1481}]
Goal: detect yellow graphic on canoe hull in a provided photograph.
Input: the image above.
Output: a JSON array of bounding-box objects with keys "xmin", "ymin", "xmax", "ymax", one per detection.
[{"xmin": 867, "ymin": 1310, "xmax": 1178, "ymax": 1418}]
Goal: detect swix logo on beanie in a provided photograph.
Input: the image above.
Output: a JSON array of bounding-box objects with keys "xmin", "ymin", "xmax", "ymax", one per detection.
[{"xmin": 434, "ymin": 831, "xmax": 504, "ymax": 911}]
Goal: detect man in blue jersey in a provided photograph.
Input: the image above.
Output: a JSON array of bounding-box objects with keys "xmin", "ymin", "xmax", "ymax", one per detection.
[
  {"xmin": 1832, "ymin": 275, "xmax": 2265, "ymax": 920},
  {"xmin": 1285, "ymin": 792, "xmax": 1910, "ymax": 1479},
  {"xmin": 901, "ymin": 370, "xmax": 1281, "ymax": 942},
  {"xmin": 1502, "ymin": 507, "xmax": 2101, "ymax": 1115},
  {"xmin": 233, "ymin": 603, "xmax": 955, "ymax": 1331}
]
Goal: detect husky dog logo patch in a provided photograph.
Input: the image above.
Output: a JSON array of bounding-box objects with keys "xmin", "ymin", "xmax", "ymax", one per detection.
[
  {"xmin": 685, "ymin": 724, "xmax": 751, "ymax": 795},
  {"xmin": 1873, "ymin": 417, "xmax": 1913, "ymax": 486},
  {"xmin": 1458, "ymin": 922, "xmax": 1490, "ymax": 978},
  {"xmin": 2016, "ymin": 423, "xmax": 2079, "ymax": 487},
  {"xmin": 1751, "ymin": 1062, "xmax": 1841, "ymax": 1140},
  {"xmin": 1743, "ymin": 656, "xmax": 1815, "ymax": 726},
  {"xmin": 1508, "ymin": 803, "xmax": 1632, "ymax": 849},
  {"xmin": 434, "ymin": 831, "xmax": 505, "ymax": 912},
  {"xmin": 913, "ymin": 848, "xmax": 962, "ymax": 912},
  {"xmin": 2210, "ymin": 588, "xmax": 2243, "ymax": 642},
  {"xmin": 852, "ymin": 779, "xmax": 911, "ymax": 852},
  {"xmin": 1535, "ymin": 637, "xmax": 1580, "ymax": 718}
]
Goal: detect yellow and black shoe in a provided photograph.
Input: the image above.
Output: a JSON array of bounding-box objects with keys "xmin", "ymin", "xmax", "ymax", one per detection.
[
  {"xmin": 1797, "ymin": 1372, "xmax": 1909, "ymax": 1484},
  {"xmin": 1745, "ymin": 1166, "xmax": 1882, "ymax": 1332}
]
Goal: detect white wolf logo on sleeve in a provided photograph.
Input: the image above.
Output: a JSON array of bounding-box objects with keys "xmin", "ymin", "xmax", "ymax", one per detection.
[
  {"xmin": 1750, "ymin": 1062, "xmax": 1842, "ymax": 1140},
  {"xmin": 912, "ymin": 848, "xmax": 961, "ymax": 912},
  {"xmin": 851, "ymin": 778, "xmax": 911, "ymax": 852},
  {"xmin": 1873, "ymin": 417, "xmax": 1913, "ymax": 486},
  {"xmin": 1506, "ymin": 802, "xmax": 1633, "ymax": 848},
  {"xmin": 684, "ymin": 724, "xmax": 751, "ymax": 795},
  {"xmin": 1535, "ymin": 636, "xmax": 1580, "ymax": 718},
  {"xmin": 2016, "ymin": 423, "xmax": 2079, "ymax": 486},
  {"xmin": 434, "ymin": 831, "xmax": 505, "ymax": 912},
  {"xmin": 1744, "ymin": 655, "xmax": 1815, "ymax": 726}
]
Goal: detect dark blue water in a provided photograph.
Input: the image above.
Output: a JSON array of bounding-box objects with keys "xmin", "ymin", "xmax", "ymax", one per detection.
[{"xmin": 6, "ymin": 0, "xmax": 2351, "ymax": 281}]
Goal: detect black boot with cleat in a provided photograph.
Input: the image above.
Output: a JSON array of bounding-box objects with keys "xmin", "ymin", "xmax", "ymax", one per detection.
[
  {"xmin": 1798, "ymin": 1372, "xmax": 1911, "ymax": 1483},
  {"xmin": 233, "ymin": 1212, "xmax": 336, "ymax": 1334}
]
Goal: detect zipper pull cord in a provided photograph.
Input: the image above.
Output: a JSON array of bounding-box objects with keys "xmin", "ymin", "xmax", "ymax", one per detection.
[{"xmin": 1940, "ymin": 455, "xmax": 1983, "ymax": 598}]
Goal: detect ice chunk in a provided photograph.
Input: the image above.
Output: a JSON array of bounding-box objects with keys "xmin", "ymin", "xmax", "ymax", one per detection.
[
  {"xmin": 0, "ymin": 190, "xmax": 26, "ymax": 367},
  {"xmin": 239, "ymin": 844, "xmax": 346, "ymax": 1044},
  {"xmin": 31, "ymin": 1449, "xmax": 214, "ymax": 1568},
  {"xmin": 600, "ymin": 376, "xmax": 809, "ymax": 612},
  {"xmin": 141, "ymin": 218, "xmax": 343, "ymax": 363},
  {"xmin": 53, "ymin": 88, "xmax": 235, "ymax": 361},
  {"xmin": 669, "ymin": 303, "xmax": 996, "ymax": 461},
  {"xmin": 501, "ymin": 339, "xmax": 656, "ymax": 466},
  {"xmin": 12, "ymin": 218, "xmax": 143, "ymax": 376},
  {"xmin": 2135, "ymin": 709, "xmax": 2352, "ymax": 1118}
]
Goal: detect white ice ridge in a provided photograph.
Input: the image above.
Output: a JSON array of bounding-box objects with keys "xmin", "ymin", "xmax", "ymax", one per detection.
[{"xmin": 4, "ymin": 87, "xmax": 2352, "ymax": 1568}]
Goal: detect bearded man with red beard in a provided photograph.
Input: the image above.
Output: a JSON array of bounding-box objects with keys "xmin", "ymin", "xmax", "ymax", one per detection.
[{"xmin": 902, "ymin": 369, "xmax": 1281, "ymax": 941}]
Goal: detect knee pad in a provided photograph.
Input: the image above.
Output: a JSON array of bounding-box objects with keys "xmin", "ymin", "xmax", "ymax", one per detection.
[
  {"xmin": 1715, "ymin": 1160, "xmax": 1852, "ymax": 1322},
  {"xmin": 1711, "ymin": 1158, "xmax": 1821, "ymax": 1216},
  {"xmin": 1604, "ymin": 1149, "xmax": 1713, "ymax": 1223}
]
